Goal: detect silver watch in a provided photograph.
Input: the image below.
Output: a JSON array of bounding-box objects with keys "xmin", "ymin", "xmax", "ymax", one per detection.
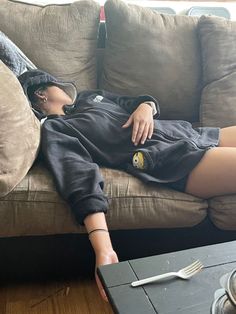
[{"xmin": 144, "ymin": 101, "xmax": 157, "ymax": 116}]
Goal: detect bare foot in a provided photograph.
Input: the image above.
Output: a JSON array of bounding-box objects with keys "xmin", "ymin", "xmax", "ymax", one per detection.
[{"xmin": 95, "ymin": 250, "xmax": 119, "ymax": 301}]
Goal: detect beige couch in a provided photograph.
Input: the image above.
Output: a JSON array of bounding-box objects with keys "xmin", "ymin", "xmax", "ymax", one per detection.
[{"xmin": 0, "ymin": 0, "xmax": 236, "ymax": 280}]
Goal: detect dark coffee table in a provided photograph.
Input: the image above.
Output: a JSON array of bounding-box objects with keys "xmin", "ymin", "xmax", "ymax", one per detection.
[{"xmin": 98, "ymin": 241, "xmax": 236, "ymax": 314}]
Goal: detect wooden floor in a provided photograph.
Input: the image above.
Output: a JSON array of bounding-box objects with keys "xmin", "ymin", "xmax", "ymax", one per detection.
[{"xmin": 0, "ymin": 278, "xmax": 113, "ymax": 314}]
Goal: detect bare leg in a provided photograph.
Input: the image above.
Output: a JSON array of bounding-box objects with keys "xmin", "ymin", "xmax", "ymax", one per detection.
[
  {"xmin": 219, "ymin": 126, "xmax": 236, "ymax": 147},
  {"xmin": 185, "ymin": 126, "xmax": 236, "ymax": 198},
  {"xmin": 185, "ymin": 147, "xmax": 236, "ymax": 198}
]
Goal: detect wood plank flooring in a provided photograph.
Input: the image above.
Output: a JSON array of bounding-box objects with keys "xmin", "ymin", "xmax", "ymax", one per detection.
[{"xmin": 0, "ymin": 279, "xmax": 113, "ymax": 314}]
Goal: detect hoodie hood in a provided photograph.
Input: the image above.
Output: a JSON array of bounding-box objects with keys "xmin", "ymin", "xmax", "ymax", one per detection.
[{"xmin": 18, "ymin": 69, "xmax": 77, "ymax": 118}]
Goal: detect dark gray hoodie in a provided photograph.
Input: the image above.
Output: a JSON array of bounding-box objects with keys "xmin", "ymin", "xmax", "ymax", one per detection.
[{"xmin": 19, "ymin": 70, "xmax": 219, "ymax": 225}]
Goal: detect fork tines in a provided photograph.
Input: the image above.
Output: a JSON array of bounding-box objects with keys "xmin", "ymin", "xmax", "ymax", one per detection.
[{"xmin": 184, "ymin": 260, "xmax": 203, "ymax": 274}]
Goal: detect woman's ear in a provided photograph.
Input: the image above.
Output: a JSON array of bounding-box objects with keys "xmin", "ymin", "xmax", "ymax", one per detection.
[{"xmin": 34, "ymin": 91, "xmax": 48, "ymax": 103}]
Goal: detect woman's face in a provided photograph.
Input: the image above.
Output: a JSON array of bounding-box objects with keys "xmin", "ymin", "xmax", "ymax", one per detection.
[
  {"xmin": 34, "ymin": 85, "xmax": 73, "ymax": 115},
  {"xmin": 46, "ymin": 86, "xmax": 73, "ymax": 105}
]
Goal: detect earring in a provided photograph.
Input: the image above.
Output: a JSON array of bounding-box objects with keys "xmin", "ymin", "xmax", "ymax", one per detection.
[{"xmin": 43, "ymin": 98, "xmax": 48, "ymax": 103}]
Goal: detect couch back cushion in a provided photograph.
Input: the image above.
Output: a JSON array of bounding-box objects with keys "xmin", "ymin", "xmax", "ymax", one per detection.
[
  {"xmin": 0, "ymin": 0, "xmax": 100, "ymax": 91},
  {"xmin": 101, "ymin": 0, "xmax": 202, "ymax": 122},
  {"xmin": 198, "ymin": 16, "xmax": 236, "ymax": 127},
  {"xmin": 0, "ymin": 61, "xmax": 40, "ymax": 197}
]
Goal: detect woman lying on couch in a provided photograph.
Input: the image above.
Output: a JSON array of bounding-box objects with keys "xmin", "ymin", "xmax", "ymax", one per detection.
[{"xmin": 19, "ymin": 69, "xmax": 236, "ymax": 301}]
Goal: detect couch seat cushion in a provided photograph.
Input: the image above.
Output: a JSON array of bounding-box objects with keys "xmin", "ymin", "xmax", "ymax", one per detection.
[
  {"xmin": 0, "ymin": 163, "xmax": 208, "ymax": 237},
  {"xmin": 208, "ymin": 195, "xmax": 236, "ymax": 230},
  {"xmin": 0, "ymin": 162, "xmax": 81, "ymax": 237},
  {"xmin": 0, "ymin": 0, "xmax": 100, "ymax": 91},
  {"xmin": 101, "ymin": 0, "xmax": 201, "ymax": 122}
]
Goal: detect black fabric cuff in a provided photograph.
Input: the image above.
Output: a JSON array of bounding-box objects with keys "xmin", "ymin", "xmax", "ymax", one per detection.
[
  {"xmin": 69, "ymin": 194, "xmax": 109, "ymax": 225},
  {"xmin": 136, "ymin": 95, "xmax": 160, "ymax": 118}
]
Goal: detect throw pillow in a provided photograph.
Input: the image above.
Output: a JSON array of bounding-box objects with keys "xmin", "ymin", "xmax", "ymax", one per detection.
[
  {"xmin": 0, "ymin": 31, "xmax": 36, "ymax": 76},
  {"xmin": 0, "ymin": 0, "xmax": 100, "ymax": 91},
  {"xmin": 198, "ymin": 16, "xmax": 236, "ymax": 127},
  {"xmin": 0, "ymin": 61, "xmax": 41, "ymax": 197},
  {"xmin": 102, "ymin": 0, "xmax": 201, "ymax": 122}
]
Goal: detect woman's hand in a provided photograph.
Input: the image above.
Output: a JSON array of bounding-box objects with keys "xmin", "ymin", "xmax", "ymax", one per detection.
[
  {"xmin": 122, "ymin": 102, "xmax": 154, "ymax": 146},
  {"xmin": 95, "ymin": 249, "xmax": 119, "ymax": 301},
  {"xmin": 83, "ymin": 213, "xmax": 118, "ymax": 302}
]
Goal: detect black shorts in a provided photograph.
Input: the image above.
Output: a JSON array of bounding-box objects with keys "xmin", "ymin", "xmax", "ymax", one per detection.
[{"xmin": 165, "ymin": 175, "xmax": 189, "ymax": 193}]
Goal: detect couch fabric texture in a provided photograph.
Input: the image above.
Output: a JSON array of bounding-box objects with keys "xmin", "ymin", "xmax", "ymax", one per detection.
[
  {"xmin": 101, "ymin": 0, "xmax": 202, "ymax": 122},
  {"xmin": 0, "ymin": 61, "xmax": 40, "ymax": 198},
  {"xmin": 0, "ymin": 164, "xmax": 207, "ymax": 237},
  {"xmin": 0, "ymin": 31, "xmax": 36, "ymax": 76},
  {"xmin": 198, "ymin": 16, "xmax": 236, "ymax": 128},
  {"xmin": 0, "ymin": 0, "xmax": 235, "ymax": 242},
  {"xmin": 0, "ymin": 0, "xmax": 100, "ymax": 91}
]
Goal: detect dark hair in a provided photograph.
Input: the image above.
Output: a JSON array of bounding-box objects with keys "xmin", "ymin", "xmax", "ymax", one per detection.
[{"xmin": 27, "ymin": 83, "xmax": 54, "ymax": 105}]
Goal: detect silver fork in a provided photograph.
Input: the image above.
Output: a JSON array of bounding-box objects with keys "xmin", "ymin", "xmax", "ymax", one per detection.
[{"xmin": 131, "ymin": 260, "xmax": 203, "ymax": 287}]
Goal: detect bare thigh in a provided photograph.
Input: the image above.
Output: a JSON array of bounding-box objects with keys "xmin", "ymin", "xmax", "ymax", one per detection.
[
  {"xmin": 185, "ymin": 147, "xmax": 236, "ymax": 199},
  {"xmin": 219, "ymin": 126, "xmax": 236, "ymax": 147}
]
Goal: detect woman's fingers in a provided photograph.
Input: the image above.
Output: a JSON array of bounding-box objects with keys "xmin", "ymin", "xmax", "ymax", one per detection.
[
  {"xmin": 148, "ymin": 121, "xmax": 154, "ymax": 139},
  {"xmin": 132, "ymin": 121, "xmax": 141, "ymax": 145},
  {"xmin": 133, "ymin": 121, "xmax": 153, "ymax": 145},
  {"xmin": 95, "ymin": 271, "xmax": 108, "ymax": 302},
  {"xmin": 95, "ymin": 250, "xmax": 119, "ymax": 301},
  {"xmin": 140, "ymin": 123, "xmax": 151, "ymax": 145},
  {"xmin": 123, "ymin": 103, "xmax": 154, "ymax": 145},
  {"xmin": 122, "ymin": 116, "xmax": 133, "ymax": 128}
]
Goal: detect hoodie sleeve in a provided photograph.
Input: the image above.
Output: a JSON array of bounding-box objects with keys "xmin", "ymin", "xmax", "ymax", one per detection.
[
  {"xmin": 99, "ymin": 90, "xmax": 160, "ymax": 117},
  {"xmin": 41, "ymin": 118, "xmax": 108, "ymax": 225},
  {"xmin": 77, "ymin": 90, "xmax": 160, "ymax": 118}
]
